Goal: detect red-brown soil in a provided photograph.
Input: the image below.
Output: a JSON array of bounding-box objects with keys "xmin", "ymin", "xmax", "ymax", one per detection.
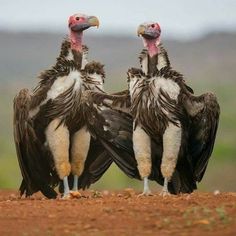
[{"xmin": 0, "ymin": 190, "xmax": 236, "ymax": 236}]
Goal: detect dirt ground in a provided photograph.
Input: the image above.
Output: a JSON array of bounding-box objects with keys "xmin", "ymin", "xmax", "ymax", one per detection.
[{"xmin": 0, "ymin": 190, "xmax": 236, "ymax": 236}]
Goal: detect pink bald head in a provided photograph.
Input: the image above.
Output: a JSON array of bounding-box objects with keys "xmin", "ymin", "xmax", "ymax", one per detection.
[
  {"xmin": 68, "ymin": 13, "xmax": 99, "ymax": 52},
  {"xmin": 137, "ymin": 22, "xmax": 161, "ymax": 57}
]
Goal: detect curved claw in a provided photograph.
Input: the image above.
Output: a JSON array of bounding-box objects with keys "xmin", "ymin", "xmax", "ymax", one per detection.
[
  {"xmin": 159, "ymin": 189, "xmax": 171, "ymax": 197},
  {"xmin": 61, "ymin": 191, "xmax": 82, "ymax": 200},
  {"xmin": 137, "ymin": 190, "xmax": 153, "ymax": 197},
  {"xmin": 61, "ymin": 193, "xmax": 73, "ymax": 200},
  {"xmin": 159, "ymin": 177, "xmax": 171, "ymax": 197}
]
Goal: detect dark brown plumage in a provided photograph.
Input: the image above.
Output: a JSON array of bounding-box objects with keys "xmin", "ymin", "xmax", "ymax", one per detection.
[
  {"xmin": 13, "ymin": 40, "xmax": 88, "ymax": 198},
  {"xmin": 14, "ymin": 14, "xmax": 119, "ymax": 199},
  {"xmin": 87, "ymin": 44, "xmax": 220, "ymax": 194}
]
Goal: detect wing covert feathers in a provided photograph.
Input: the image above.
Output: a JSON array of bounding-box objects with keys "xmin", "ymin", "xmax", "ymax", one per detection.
[
  {"xmin": 13, "ymin": 89, "xmax": 58, "ymax": 199},
  {"xmin": 187, "ymin": 93, "xmax": 220, "ymax": 181}
]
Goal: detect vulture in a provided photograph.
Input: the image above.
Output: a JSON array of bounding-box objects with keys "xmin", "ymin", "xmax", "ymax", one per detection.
[
  {"xmin": 13, "ymin": 13, "xmax": 100, "ymax": 199},
  {"xmin": 88, "ymin": 22, "xmax": 220, "ymax": 196},
  {"xmin": 13, "ymin": 13, "xmax": 137, "ymax": 199}
]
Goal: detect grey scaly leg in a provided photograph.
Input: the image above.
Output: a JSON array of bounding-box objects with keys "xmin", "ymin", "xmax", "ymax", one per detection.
[
  {"xmin": 73, "ymin": 175, "xmax": 78, "ymax": 191},
  {"xmin": 62, "ymin": 176, "xmax": 70, "ymax": 198}
]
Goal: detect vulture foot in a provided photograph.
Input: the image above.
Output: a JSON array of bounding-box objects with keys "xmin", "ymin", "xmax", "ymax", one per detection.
[
  {"xmin": 137, "ymin": 190, "xmax": 153, "ymax": 197},
  {"xmin": 159, "ymin": 189, "xmax": 170, "ymax": 197},
  {"xmin": 61, "ymin": 193, "xmax": 73, "ymax": 200},
  {"xmin": 61, "ymin": 191, "xmax": 82, "ymax": 200},
  {"xmin": 159, "ymin": 178, "xmax": 171, "ymax": 197},
  {"xmin": 138, "ymin": 177, "xmax": 153, "ymax": 197}
]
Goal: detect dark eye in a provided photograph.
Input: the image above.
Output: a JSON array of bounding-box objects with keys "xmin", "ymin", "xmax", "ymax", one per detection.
[
  {"xmin": 76, "ymin": 17, "xmax": 80, "ymax": 21},
  {"xmin": 151, "ymin": 24, "xmax": 155, "ymax": 28}
]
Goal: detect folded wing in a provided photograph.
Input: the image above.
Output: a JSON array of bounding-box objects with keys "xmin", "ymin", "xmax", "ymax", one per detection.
[
  {"xmin": 13, "ymin": 89, "xmax": 58, "ymax": 198},
  {"xmin": 84, "ymin": 99, "xmax": 140, "ymax": 179},
  {"xmin": 184, "ymin": 92, "xmax": 220, "ymax": 181}
]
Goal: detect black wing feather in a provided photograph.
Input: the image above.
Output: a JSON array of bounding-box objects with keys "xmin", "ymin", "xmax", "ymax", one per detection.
[
  {"xmin": 187, "ymin": 93, "xmax": 220, "ymax": 181},
  {"xmin": 13, "ymin": 89, "xmax": 58, "ymax": 198},
  {"xmin": 84, "ymin": 100, "xmax": 141, "ymax": 180},
  {"xmin": 76, "ymin": 138, "xmax": 113, "ymax": 190}
]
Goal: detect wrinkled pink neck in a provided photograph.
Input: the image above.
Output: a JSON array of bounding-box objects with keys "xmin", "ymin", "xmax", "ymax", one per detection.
[
  {"xmin": 144, "ymin": 38, "xmax": 160, "ymax": 58},
  {"xmin": 70, "ymin": 31, "xmax": 83, "ymax": 52}
]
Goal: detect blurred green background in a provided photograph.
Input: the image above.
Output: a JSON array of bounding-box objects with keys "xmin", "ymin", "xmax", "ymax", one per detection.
[{"xmin": 0, "ymin": 30, "xmax": 235, "ymax": 193}]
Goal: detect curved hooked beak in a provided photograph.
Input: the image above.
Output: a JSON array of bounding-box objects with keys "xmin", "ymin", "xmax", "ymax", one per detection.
[
  {"xmin": 88, "ymin": 16, "xmax": 100, "ymax": 28},
  {"xmin": 70, "ymin": 16, "xmax": 100, "ymax": 32},
  {"xmin": 137, "ymin": 25, "xmax": 146, "ymax": 37},
  {"xmin": 137, "ymin": 24, "xmax": 161, "ymax": 39}
]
